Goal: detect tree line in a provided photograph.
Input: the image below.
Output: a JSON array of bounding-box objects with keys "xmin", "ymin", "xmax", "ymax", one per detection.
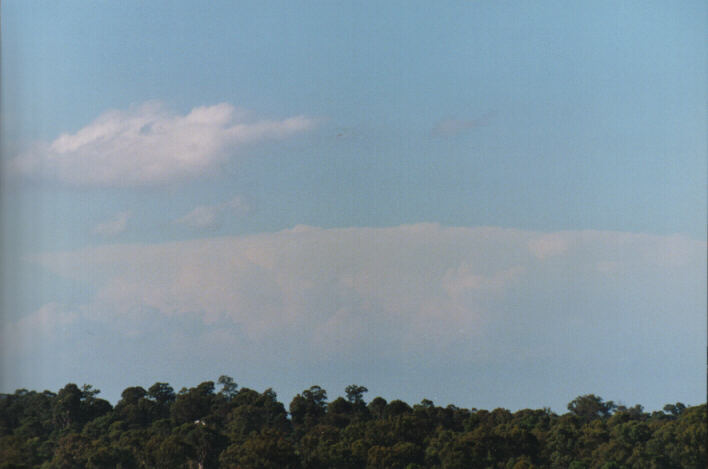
[{"xmin": 0, "ymin": 377, "xmax": 705, "ymax": 468}]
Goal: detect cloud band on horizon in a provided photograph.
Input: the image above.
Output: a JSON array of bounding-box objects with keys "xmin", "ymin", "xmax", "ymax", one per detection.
[
  {"xmin": 3, "ymin": 223, "xmax": 705, "ymax": 411},
  {"xmin": 18, "ymin": 223, "xmax": 705, "ymax": 350}
]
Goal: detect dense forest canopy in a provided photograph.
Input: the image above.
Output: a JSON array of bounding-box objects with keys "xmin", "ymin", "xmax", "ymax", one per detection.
[{"xmin": 0, "ymin": 378, "xmax": 705, "ymax": 468}]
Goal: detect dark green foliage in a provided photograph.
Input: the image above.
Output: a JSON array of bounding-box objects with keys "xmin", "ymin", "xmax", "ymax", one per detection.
[
  {"xmin": 0, "ymin": 381, "xmax": 705, "ymax": 468},
  {"xmin": 289, "ymin": 385, "xmax": 328, "ymax": 434},
  {"xmin": 172, "ymin": 381, "xmax": 216, "ymax": 425},
  {"xmin": 567, "ymin": 395, "xmax": 616, "ymax": 422},
  {"xmin": 345, "ymin": 385, "xmax": 368, "ymax": 405},
  {"xmin": 217, "ymin": 376, "xmax": 238, "ymax": 401},
  {"xmin": 220, "ymin": 429, "xmax": 299, "ymax": 469},
  {"xmin": 225, "ymin": 387, "xmax": 291, "ymax": 443}
]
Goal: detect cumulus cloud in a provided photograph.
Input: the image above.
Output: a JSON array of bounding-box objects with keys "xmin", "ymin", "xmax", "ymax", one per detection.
[
  {"xmin": 92, "ymin": 211, "xmax": 131, "ymax": 236},
  {"xmin": 18, "ymin": 302, "xmax": 79, "ymax": 331},
  {"xmin": 175, "ymin": 196, "xmax": 250, "ymax": 229},
  {"xmin": 2, "ymin": 303, "xmax": 80, "ymax": 354},
  {"xmin": 528, "ymin": 233, "xmax": 569, "ymax": 259},
  {"xmin": 29, "ymin": 225, "xmax": 705, "ymax": 358},
  {"xmin": 442, "ymin": 264, "xmax": 525, "ymax": 296},
  {"xmin": 8, "ymin": 224, "xmax": 706, "ymax": 409},
  {"xmin": 29, "ymin": 225, "xmax": 526, "ymax": 340},
  {"xmin": 11, "ymin": 102, "xmax": 317, "ymax": 186}
]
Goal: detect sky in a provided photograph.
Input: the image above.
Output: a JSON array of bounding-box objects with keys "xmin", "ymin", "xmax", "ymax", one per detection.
[{"xmin": 1, "ymin": 0, "xmax": 706, "ymax": 412}]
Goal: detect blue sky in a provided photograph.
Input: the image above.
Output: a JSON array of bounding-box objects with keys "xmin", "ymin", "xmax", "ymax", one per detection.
[{"xmin": 1, "ymin": 1, "xmax": 706, "ymax": 412}]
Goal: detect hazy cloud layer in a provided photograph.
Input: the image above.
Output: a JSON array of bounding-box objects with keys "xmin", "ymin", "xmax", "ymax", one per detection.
[
  {"xmin": 11, "ymin": 102, "xmax": 317, "ymax": 186},
  {"xmin": 92, "ymin": 211, "xmax": 131, "ymax": 237},
  {"xmin": 175, "ymin": 196, "xmax": 250, "ymax": 229},
  {"xmin": 6, "ymin": 224, "xmax": 705, "ymax": 408},
  {"xmin": 28, "ymin": 224, "xmax": 705, "ymax": 349}
]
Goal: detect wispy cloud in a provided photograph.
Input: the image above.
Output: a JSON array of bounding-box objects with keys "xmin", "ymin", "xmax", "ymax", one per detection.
[
  {"xmin": 92, "ymin": 211, "xmax": 131, "ymax": 237},
  {"xmin": 224, "ymin": 196, "xmax": 249, "ymax": 215},
  {"xmin": 10, "ymin": 102, "xmax": 317, "ymax": 186},
  {"xmin": 432, "ymin": 111, "xmax": 496, "ymax": 137},
  {"xmin": 175, "ymin": 206, "xmax": 220, "ymax": 229},
  {"xmin": 175, "ymin": 196, "xmax": 250, "ymax": 229}
]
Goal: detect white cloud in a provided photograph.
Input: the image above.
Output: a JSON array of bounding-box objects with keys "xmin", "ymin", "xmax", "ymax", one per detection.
[
  {"xmin": 175, "ymin": 205, "xmax": 219, "ymax": 229},
  {"xmin": 30, "ymin": 224, "xmax": 706, "ymax": 359},
  {"xmin": 442, "ymin": 264, "xmax": 525, "ymax": 296},
  {"xmin": 528, "ymin": 233, "xmax": 569, "ymax": 259},
  {"xmin": 31, "ymin": 225, "xmax": 529, "ymax": 339},
  {"xmin": 11, "ymin": 102, "xmax": 317, "ymax": 186},
  {"xmin": 19, "ymin": 302, "xmax": 79, "ymax": 330},
  {"xmin": 2, "ymin": 303, "xmax": 79, "ymax": 354},
  {"xmin": 224, "ymin": 196, "xmax": 250, "ymax": 215},
  {"xmin": 92, "ymin": 211, "xmax": 131, "ymax": 236},
  {"xmin": 9, "ymin": 225, "xmax": 706, "ymax": 411},
  {"xmin": 175, "ymin": 196, "xmax": 250, "ymax": 229}
]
